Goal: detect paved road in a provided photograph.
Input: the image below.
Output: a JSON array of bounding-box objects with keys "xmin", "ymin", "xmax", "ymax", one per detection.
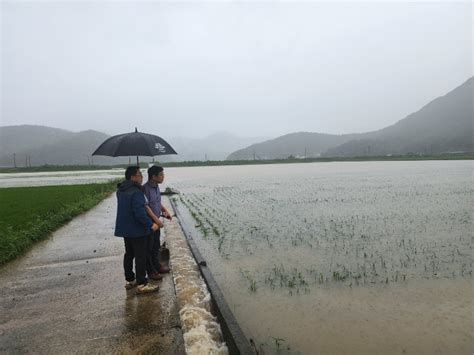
[{"xmin": 0, "ymin": 195, "xmax": 185, "ymax": 354}]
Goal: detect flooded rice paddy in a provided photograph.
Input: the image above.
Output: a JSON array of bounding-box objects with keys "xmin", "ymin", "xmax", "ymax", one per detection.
[
  {"xmin": 0, "ymin": 169, "xmax": 123, "ymax": 187},
  {"xmin": 168, "ymin": 161, "xmax": 473, "ymax": 354}
]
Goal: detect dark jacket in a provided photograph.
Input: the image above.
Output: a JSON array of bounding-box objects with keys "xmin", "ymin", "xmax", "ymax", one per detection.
[{"xmin": 114, "ymin": 180, "xmax": 153, "ymax": 238}]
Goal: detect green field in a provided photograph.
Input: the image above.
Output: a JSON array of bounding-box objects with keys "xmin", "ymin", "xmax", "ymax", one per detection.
[{"xmin": 0, "ymin": 181, "xmax": 118, "ymax": 265}]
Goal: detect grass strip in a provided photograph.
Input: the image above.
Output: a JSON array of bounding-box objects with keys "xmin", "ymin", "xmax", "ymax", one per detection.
[{"xmin": 0, "ymin": 180, "xmax": 119, "ymax": 265}]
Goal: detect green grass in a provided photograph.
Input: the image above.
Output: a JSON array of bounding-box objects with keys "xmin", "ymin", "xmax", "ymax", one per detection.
[{"xmin": 0, "ymin": 181, "xmax": 119, "ymax": 265}]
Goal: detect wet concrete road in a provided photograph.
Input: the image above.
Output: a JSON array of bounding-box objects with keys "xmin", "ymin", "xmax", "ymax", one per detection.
[{"xmin": 0, "ymin": 195, "xmax": 185, "ymax": 354}]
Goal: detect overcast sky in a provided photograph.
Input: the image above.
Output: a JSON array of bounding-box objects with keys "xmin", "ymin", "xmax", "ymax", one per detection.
[{"xmin": 1, "ymin": 1, "xmax": 472, "ymax": 139}]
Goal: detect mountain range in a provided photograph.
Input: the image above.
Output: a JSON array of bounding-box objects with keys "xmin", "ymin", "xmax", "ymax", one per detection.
[
  {"xmin": 1, "ymin": 77, "xmax": 472, "ymax": 166},
  {"xmin": 0, "ymin": 126, "xmax": 268, "ymax": 167},
  {"xmin": 227, "ymin": 77, "xmax": 473, "ymax": 159}
]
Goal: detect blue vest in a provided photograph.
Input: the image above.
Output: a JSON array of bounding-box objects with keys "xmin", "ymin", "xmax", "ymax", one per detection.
[{"xmin": 114, "ymin": 181, "xmax": 152, "ymax": 238}]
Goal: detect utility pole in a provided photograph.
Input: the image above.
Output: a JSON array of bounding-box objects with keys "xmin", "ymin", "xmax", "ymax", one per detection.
[
  {"xmin": 304, "ymin": 147, "xmax": 307, "ymax": 158},
  {"xmin": 13, "ymin": 153, "xmax": 17, "ymax": 168}
]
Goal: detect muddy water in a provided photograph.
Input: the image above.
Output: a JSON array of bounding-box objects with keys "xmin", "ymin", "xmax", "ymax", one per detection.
[
  {"xmin": 162, "ymin": 198, "xmax": 228, "ymax": 354},
  {"xmin": 167, "ymin": 161, "xmax": 473, "ymax": 354},
  {"xmin": 215, "ymin": 257, "xmax": 472, "ymax": 354}
]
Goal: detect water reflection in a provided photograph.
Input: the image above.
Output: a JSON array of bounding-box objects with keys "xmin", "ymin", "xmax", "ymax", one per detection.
[{"xmin": 124, "ymin": 291, "xmax": 163, "ymax": 331}]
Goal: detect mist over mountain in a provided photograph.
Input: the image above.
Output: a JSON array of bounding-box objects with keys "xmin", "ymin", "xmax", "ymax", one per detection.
[
  {"xmin": 2, "ymin": 78, "xmax": 471, "ymax": 166},
  {"xmin": 228, "ymin": 77, "xmax": 473, "ymax": 159},
  {"xmin": 227, "ymin": 132, "xmax": 359, "ymax": 160},
  {"xmin": 0, "ymin": 126, "xmax": 268, "ymax": 166},
  {"xmin": 163, "ymin": 132, "xmax": 270, "ymax": 162},
  {"xmin": 0, "ymin": 125, "xmax": 75, "ymax": 158},
  {"xmin": 323, "ymin": 77, "xmax": 473, "ymax": 157},
  {"xmin": 0, "ymin": 127, "xmax": 118, "ymax": 166}
]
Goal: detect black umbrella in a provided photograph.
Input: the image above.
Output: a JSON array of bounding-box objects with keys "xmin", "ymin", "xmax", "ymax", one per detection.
[{"xmin": 92, "ymin": 128, "xmax": 177, "ymax": 164}]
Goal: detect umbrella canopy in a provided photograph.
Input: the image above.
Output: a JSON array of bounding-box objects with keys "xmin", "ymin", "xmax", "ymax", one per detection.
[{"xmin": 92, "ymin": 128, "xmax": 177, "ymax": 164}]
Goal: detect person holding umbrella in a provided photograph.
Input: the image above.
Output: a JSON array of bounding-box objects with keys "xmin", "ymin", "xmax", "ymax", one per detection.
[{"xmin": 115, "ymin": 166, "xmax": 160, "ymax": 294}]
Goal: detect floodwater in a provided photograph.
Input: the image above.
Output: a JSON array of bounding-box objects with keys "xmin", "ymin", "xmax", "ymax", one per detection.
[
  {"xmin": 167, "ymin": 161, "xmax": 473, "ymax": 354},
  {"xmin": 0, "ymin": 169, "xmax": 123, "ymax": 187},
  {"xmin": 163, "ymin": 199, "xmax": 228, "ymax": 354}
]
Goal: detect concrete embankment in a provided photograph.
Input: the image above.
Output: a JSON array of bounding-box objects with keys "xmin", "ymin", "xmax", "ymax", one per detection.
[{"xmin": 0, "ymin": 195, "xmax": 185, "ymax": 353}]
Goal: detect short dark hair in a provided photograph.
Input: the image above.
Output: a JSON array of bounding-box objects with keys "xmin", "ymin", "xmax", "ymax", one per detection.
[
  {"xmin": 125, "ymin": 166, "xmax": 140, "ymax": 180},
  {"xmin": 148, "ymin": 165, "xmax": 164, "ymax": 179}
]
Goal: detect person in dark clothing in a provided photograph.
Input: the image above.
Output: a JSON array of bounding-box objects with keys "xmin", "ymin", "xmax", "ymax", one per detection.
[
  {"xmin": 115, "ymin": 166, "xmax": 159, "ymax": 294},
  {"xmin": 143, "ymin": 165, "xmax": 172, "ymax": 280}
]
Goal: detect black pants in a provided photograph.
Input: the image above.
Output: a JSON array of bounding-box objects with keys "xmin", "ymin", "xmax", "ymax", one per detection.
[
  {"xmin": 146, "ymin": 230, "xmax": 161, "ymax": 274},
  {"xmin": 123, "ymin": 236, "xmax": 148, "ymax": 285}
]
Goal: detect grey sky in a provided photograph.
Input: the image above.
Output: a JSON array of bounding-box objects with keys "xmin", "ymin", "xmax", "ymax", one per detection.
[{"xmin": 1, "ymin": 1, "xmax": 472, "ymax": 139}]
